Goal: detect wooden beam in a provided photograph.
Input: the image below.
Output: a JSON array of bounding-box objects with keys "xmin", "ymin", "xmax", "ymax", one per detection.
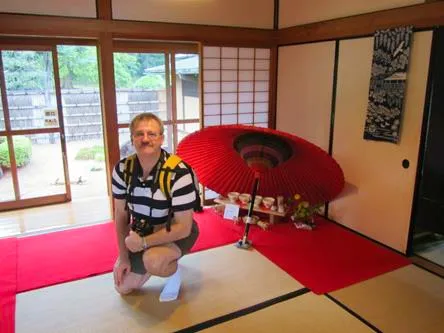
[
  {"xmin": 268, "ymin": 46, "xmax": 278, "ymax": 129},
  {"xmin": 113, "ymin": 41, "xmax": 198, "ymax": 53},
  {"xmin": 278, "ymin": 2, "xmax": 444, "ymax": 45},
  {"xmin": 0, "ymin": 13, "xmax": 274, "ymax": 46},
  {"xmin": 96, "ymin": 0, "xmax": 112, "ymax": 20},
  {"xmin": 0, "ymin": 14, "xmax": 103, "ymax": 38},
  {"xmin": 109, "ymin": 20, "xmax": 275, "ymax": 46},
  {"xmin": 1, "ymin": 2, "xmax": 443, "ymax": 47},
  {"xmin": 0, "ymin": 194, "xmax": 68, "ymax": 211},
  {"xmin": 0, "ymin": 37, "xmax": 96, "ymax": 47}
]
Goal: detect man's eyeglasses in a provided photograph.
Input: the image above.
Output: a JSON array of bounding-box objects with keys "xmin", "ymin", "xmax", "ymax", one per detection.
[{"xmin": 133, "ymin": 131, "xmax": 162, "ymax": 140}]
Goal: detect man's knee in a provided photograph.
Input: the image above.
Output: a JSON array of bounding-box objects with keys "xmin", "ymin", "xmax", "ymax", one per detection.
[
  {"xmin": 143, "ymin": 252, "xmax": 163, "ymax": 275},
  {"xmin": 143, "ymin": 252, "xmax": 176, "ymax": 277}
]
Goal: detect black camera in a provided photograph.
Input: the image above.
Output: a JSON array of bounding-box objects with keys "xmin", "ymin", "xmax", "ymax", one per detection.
[{"xmin": 130, "ymin": 216, "xmax": 153, "ymax": 236}]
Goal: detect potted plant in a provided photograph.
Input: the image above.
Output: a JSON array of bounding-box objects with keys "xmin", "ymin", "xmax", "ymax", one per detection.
[{"xmin": 288, "ymin": 194, "xmax": 323, "ymax": 230}]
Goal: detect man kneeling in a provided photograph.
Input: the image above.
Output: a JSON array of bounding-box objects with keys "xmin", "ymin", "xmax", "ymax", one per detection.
[{"xmin": 111, "ymin": 113, "xmax": 199, "ymax": 301}]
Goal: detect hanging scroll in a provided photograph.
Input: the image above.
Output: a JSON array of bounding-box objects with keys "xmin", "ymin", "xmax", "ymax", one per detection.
[{"xmin": 363, "ymin": 26, "xmax": 413, "ymax": 143}]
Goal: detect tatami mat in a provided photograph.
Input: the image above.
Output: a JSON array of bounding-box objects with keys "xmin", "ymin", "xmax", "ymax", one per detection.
[
  {"xmin": 331, "ymin": 265, "xmax": 444, "ymax": 333},
  {"xmin": 202, "ymin": 292, "xmax": 374, "ymax": 333},
  {"xmin": 16, "ymin": 245, "xmax": 303, "ymax": 333}
]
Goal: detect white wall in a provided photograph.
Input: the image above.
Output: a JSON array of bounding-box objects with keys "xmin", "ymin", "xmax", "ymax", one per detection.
[
  {"xmin": 0, "ymin": 0, "xmax": 96, "ymax": 18},
  {"xmin": 112, "ymin": 0, "xmax": 274, "ymax": 29},
  {"xmin": 0, "ymin": 0, "xmax": 274, "ymax": 28},
  {"xmin": 276, "ymin": 31, "xmax": 433, "ymax": 252},
  {"xmin": 276, "ymin": 42, "xmax": 335, "ymax": 152},
  {"xmin": 279, "ymin": 0, "xmax": 424, "ymax": 28},
  {"xmin": 329, "ymin": 32, "xmax": 432, "ymax": 253}
]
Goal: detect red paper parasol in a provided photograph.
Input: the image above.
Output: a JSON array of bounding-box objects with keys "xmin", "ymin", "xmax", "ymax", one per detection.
[{"xmin": 177, "ymin": 125, "xmax": 344, "ymax": 205}]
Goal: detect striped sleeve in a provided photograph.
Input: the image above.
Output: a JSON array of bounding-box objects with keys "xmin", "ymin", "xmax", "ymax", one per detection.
[
  {"xmin": 112, "ymin": 159, "xmax": 127, "ymax": 200},
  {"xmin": 170, "ymin": 164, "xmax": 197, "ymax": 212}
]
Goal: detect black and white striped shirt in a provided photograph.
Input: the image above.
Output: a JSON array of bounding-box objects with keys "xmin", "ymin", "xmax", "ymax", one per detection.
[{"xmin": 112, "ymin": 150, "xmax": 197, "ymax": 226}]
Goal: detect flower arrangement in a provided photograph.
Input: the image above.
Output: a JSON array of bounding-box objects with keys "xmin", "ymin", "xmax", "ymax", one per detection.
[{"xmin": 288, "ymin": 194, "xmax": 323, "ymax": 230}]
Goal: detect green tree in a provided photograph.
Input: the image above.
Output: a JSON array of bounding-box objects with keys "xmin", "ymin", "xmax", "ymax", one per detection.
[
  {"xmin": 2, "ymin": 49, "xmax": 169, "ymax": 90},
  {"xmin": 113, "ymin": 53, "xmax": 138, "ymax": 88},
  {"xmin": 57, "ymin": 46, "xmax": 99, "ymax": 88},
  {"xmin": 136, "ymin": 53, "xmax": 165, "ymax": 77},
  {"xmin": 2, "ymin": 51, "xmax": 48, "ymax": 90}
]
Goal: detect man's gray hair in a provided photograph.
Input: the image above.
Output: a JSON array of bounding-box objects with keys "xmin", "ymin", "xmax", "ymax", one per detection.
[{"xmin": 129, "ymin": 112, "xmax": 164, "ymax": 136}]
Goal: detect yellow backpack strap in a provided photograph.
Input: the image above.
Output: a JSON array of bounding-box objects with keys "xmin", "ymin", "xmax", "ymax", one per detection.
[
  {"xmin": 123, "ymin": 154, "xmax": 136, "ymax": 187},
  {"xmin": 159, "ymin": 154, "xmax": 182, "ymax": 199}
]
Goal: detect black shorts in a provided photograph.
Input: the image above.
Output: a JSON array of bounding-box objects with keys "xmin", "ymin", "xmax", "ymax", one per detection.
[{"xmin": 129, "ymin": 220, "xmax": 199, "ymax": 275}]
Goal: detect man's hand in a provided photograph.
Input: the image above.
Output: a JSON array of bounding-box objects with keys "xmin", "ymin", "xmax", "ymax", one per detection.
[
  {"xmin": 113, "ymin": 257, "xmax": 130, "ymax": 286},
  {"xmin": 125, "ymin": 230, "xmax": 143, "ymax": 253}
]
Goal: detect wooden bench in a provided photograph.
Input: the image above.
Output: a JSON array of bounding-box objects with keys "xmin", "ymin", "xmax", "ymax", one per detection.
[{"xmin": 214, "ymin": 197, "xmax": 287, "ymax": 224}]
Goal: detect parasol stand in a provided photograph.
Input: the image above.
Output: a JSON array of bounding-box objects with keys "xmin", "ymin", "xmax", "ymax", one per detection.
[{"xmin": 236, "ymin": 172, "xmax": 260, "ymax": 249}]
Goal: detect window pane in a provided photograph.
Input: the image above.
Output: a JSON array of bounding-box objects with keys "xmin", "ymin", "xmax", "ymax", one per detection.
[
  {"xmin": 221, "ymin": 104, "xmax": 237, "ymax": 114},
  {"xmin": 203, "ymin": 58, "xmax": 220, "ymax": 70},
  {"xmin": 204, "ymin": 93, "xmax": 219, "ymax": 104},
  {"xmin": 239, "ymin": 113, "xmax": 253, "ymax": 124},
  {"xmin": 222, "ymin": 93, "xmax": 237, "ymax": 104},
  {"xmin": 16, "ymin": 133, "xmax": 66, "ymax": 199},
  {"xmin": 177, "ymin": 122, "xmax": 199, "ymax": 145},
  {"xmin": 0, "ymin": 136, "xmax": 14, "ymax": 202},
  {"xmin": 118, "ymin": 128, "xmax": 133, "ymax": 159},
  {"xmin": 162, "ymin": 125, "xmax": 173, "ymax": 153},
  {"xmin": 203, "ymin": 46, "xmax": 220, "ymax": 58},
  {"xmin": 204, "ymin": 115, "xmax": 220, "ymax": 126},
  {"xmin": 204, "ymin": 82, "xmax": 220, "ymax": 93},
  {"xmin": 114, "ymin": 52, "xmax": 166, "ymax": 124},
  {"xmin": 175, "ymin": 54, "xmax": 199, "ymax": 121},
  {"xmin": 204, "ymin": 104, "xmax": 220, "ymax": 116},
  {"xmin": 221, "ymin": 47, "xmax": 237, "ymax": 58},
  {"xmin": 202, "ymin": 46, "xmax": 271, "ymax": 130},
  {"xmin": 221, "ymin": 114, "xmax": 237, "ymax": 124},
  {"xmin": 2, "ymin": 50, "xmax": 58, "ymax": 130},
  {"xmin": 57, "ymin": 45, "xmax": 107, "ymax": 200}
]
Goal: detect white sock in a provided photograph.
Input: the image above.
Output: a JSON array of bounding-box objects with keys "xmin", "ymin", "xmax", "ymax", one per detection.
[{"xmin": 159, "ymin": 266, "xmax": 181, "ymax": 302}]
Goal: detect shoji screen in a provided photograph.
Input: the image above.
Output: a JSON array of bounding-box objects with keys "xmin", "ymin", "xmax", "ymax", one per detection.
[{"xmin": 202, "ymin": 46, "xmax": 271, "ymax": 128}]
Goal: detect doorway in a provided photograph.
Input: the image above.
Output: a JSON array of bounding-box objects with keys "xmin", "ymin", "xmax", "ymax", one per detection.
[
  {"xmin": 410, "ymin": 27, "xmax": 444, "ymax": 270},
  {"xmin": 0, "ymin": 41, "xmax": 111, "ymax": 236},
  {"xmin": 0, "ymin": 46, "xmax": 71, "ymax": 210}
]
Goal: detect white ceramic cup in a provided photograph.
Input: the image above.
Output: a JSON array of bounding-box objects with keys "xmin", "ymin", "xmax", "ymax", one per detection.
[
  {"xmin": 227, "ymin": 191, "xmax": 240, "ymax": 203},
  {"xmin": 238, "ymin": 193, "xmax": 251, "ymax": 205},
  {"xmin": 262, "ymin": 197, "xmax": 275, "ymax": 209}
]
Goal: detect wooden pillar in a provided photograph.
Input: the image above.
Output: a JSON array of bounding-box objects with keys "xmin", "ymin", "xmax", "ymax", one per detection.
[{"xmin": 97, "ymin": 32, "xmax": 119, "ymax": 200}]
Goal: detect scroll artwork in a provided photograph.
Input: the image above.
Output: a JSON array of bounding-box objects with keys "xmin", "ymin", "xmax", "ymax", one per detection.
[{"xmin": 363, "ymin": 26, "xmax": 413, "ymax": 143}]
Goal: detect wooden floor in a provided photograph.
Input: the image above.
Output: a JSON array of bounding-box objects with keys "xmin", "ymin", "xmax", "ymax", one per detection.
[
  {"xmin": 0, "ymin": 196, "xmax": 111, "ymax": 237},
  {"xmin": 15, "ymin": 245, "xmax": 444, "ymax": 333}
]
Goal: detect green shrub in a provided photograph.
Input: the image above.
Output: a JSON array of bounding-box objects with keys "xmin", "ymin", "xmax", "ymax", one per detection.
[
  {"xmin": 0, "ymin": 136, "xmax": 32, "ymax": 168},
  {"xmin": 133, "ymin": 75, "xmax": 165, "ymax": 90},
  {"xmin": 75, "ymin": 145, "xmax": 104, "ymax": 160}
]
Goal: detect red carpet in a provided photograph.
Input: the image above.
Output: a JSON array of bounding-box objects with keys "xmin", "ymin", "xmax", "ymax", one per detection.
[
  {"xmin": 0, "ymin": 237, "xmax": 16, "ymax": 333},
  {"xmin": 1, "ymin": 210, "xmax": 411, "ymax": 332},
  {"xmin": 249, "ymin": 217, "xmax": 411, "ymax": 294},
  {"xmin": 17, "ymin": 222, "xmax": 118, "ymax": 292},
  {"xmin": 13, "ymin": 211, "xmax": 410, "ymax": 294},
  {"xmin": 192, "ymin": 209, "xmax": 242, "ymax": 252},
  {"xmin": 17, "ymin": 209, "xmax": 241, "ymax": 292}
]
